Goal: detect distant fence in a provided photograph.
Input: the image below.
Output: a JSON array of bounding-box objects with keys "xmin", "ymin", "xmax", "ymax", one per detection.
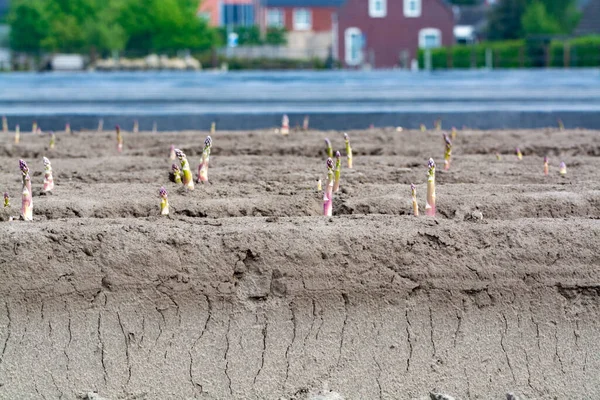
[{"xmin": 419, "ymin": 36, "xmax": 600, "ymax": 70}]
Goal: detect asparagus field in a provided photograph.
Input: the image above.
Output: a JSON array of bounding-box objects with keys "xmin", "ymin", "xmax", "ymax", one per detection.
[{"xmin": 0, "ymin": 127, "xmax": 599, "ymax": 400}]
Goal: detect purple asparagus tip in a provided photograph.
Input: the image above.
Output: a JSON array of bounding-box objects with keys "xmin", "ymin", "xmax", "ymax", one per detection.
[
  {"xmin": 3, "ymin": 192, "xmax": 7, "ymax": 199},
  {"xmin": 344, "ymin": 133, "xmax": 349, "ymax": 140},
  {"xmin": 159, "ymin": 187, "xmax": 168, "ymax": 198},
  {"xmin": 115, "ymin": 125, "xmax": 120, "ymax": 132},
  {"xmin": 544, "ymin": 156, "xmax": 548, "ymax": 163},
  {"xmin": 175, "ymin": 149, "xmax": 185, "ymax": 159},
  {"xmin": 325, "ymin": 138, "xmax": 331, "ymax": 146},
  {"xmin": 410, "ymin": 183, "xmax": 416, "ymax": 192},
  {"xmin": 19, "ymin": 159, "xmax": 28, "ymax": 173},
  {"xmin": 516, "ymin": 147, "xmax": 520, "ymax": 153},
  {"xmin": 335, "ymin": 151, "xmax": 341, "ymax": 158},
  {"xmin": 43, "ymin": 157, "xmax": 51, "ymax": 166},
  {"xmin": 560, "ymin": 161, "xmax": 566, "ymax": 168},
  {"xmin": 444, "ymin": 133, "xmax": 451, "ymax": 145},
  {"xmin": 172, "ymin": 163, "xmax": 180, "ymax": 171},
  {"xmin": 326, "ymin": 158, "xmax": 334, "ymax": 169},
  {"xmin": 205, "ymin": 136, "xmax": 212, "ymax": 148},
  {"xmin": 428, "ymin": 158, "xmax": 435, "ymax": 169}
]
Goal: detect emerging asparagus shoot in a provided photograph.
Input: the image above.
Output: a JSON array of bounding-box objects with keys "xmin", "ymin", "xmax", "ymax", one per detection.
[
  {"xmin": 172, "ymin": 164, "xmax": 182, "ymax": 184},
  {"xmin": 344, "ymin": 133, "xmax": 353, "ymax": 168},
  {"xmin": 19, "ymin": 159, "xmax": 32, "ymax": 221},
  {"xmin": 303, "ymin": 116, "xmax": 309, "ymax": 131},
  {"xmin": 175, "ymin": 149, "xmax": 194, "ymax": 190},
  {"xmin": 14, "ymin": 124, "xmax": 20, "ymax": 144},
  {"xmin": 325, "ymin": 138, "xmax": 333, "ymax": 158},
  {"xmin": 116, "ymin": 125, "xmax": 123, "ymax": 153},
  {"xmin": 516, "ymin": 147, "xmax": 523, "ymax": 160},
  {"xmin": 434, "ymin": 119, "xmax": 442, "ymax": 131},
  {"xmin": 333, "ymin": 151, "xmax": 341, "ymax": 193},
  {"xmin": 420, "ymin": 124, "xmax": 426, "ymax": 132},
  {"xmin": 32, "ymin": 121, "xmax": 37, "ymax": 134},
  {"xmin": 281, "ymin": 114, "xmax": 289, "ymax": 135},
  {"xmin": 323, "ymin": 158, "xmax": 334, "ymax": 216},
  {"xmin": 42, "ymin": 157, "xmax": 54, "ymax": 192},
  {"xmin": 559, "ymin": 162, "xmax": 567, "ymax": 175},
  {"xmin": 197, "ymin": 136, "xmax": 212, "ymax": 184},
  {"xmin": 543, "ymin": 156, "xmax": 549, "ymax": 176},
  {"xmin": 2, "ymin": 116, "xmax": 6, "ymax": 134},
  {"xmin": 426, "ymin": 158, "xmax": 436, "ymax": 217},
  {"xmin": 65, "ymin": 123, "xmax": 71, "ymax": 134},
  {"xmin": 3, "ymin": 192, "xmax": 9, "ymax": 208},
  {"xmin": 210, "ymin": 122, "xmax": 216, "ymax": 134},
  {"xmin": 451, "ymin": 127, "xmax": 457, "ymax": 140},
  {"xmin": 558, "ymin": 119, "xmax": 564, "ymax": 131},
  {"xmin": 443, "ymin": 133, "xmax": 452, "ymax": 171},
  {"xmin": 159, "ymin": 187, "xmax": 169, "ymax": 215},
  {"xmin": 169, "ymin": 144, "xmax": 176, "ymax": 160},
  {"xmin": 133, "ymin": 120, "xmax": 139, "ymax": 133},
  {"xmin": 317, "ymin": 178, "xmax": 322, "ymax": 191},
  {"xmin": 411, "ymin": 183, "xmax": 419, "ymax": 216},
  {"xmin": 496, "ymin": 152, "xmax": 501, "ymax": 161},
  {"xmin": 49, "ymin": 131, "xmax": 56, "ymax": 149}
]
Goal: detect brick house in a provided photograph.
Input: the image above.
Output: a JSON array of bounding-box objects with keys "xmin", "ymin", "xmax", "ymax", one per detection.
[
  {"xmin": 259, "ymin": 0, "xmax": 344, "ymax": 58},
  {"xmin": 335, "ymin": 0, "xmax": 454, "ymax": 68}
]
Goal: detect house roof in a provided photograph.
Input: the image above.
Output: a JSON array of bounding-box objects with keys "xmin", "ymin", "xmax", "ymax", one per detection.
[
  {"xmin": 261, "ymin": 0, "xmax": 345, "ymax": 7},
  {"xmin": 576, "ymin": 0, "xmax": 600, "ymax": 35}
]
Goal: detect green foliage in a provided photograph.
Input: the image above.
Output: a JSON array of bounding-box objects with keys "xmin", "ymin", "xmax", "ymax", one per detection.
[
  {"xmin": 218, "ymin": 26, "xmax": 262, "ymax": 46},
  {"xmin": 521, "ymin": 1, "xmax": 561, "ymax": 36},
  {"xmin": 419, "ymin": 36, "xmax": 600, "ymax": 69},
  {"xmin": 418, "ymin": 40, "xmax": 527, "ymax": 69},
  {"xmin": 217, "ymin": 26, "xmax": 287, "ymax": 47},
  {"xmin": 265, "ymin": 28, "xmax": 287, "ymax": 46},
  {"xmin": 8, "ymin": 0, "xmax": 218, "ymax": 54},
  {"xmin": 550, "ymin": 35, "xmax": 600, "ymax": 67},
  {"xmin": 487, "ymin": 0, "xmax": 581, "ymax": 41}
]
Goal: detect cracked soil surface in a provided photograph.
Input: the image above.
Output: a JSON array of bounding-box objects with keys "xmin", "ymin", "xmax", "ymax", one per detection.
[{"xmin": 0, "ymin": 127, "xmax": 600, "ymax": 399}]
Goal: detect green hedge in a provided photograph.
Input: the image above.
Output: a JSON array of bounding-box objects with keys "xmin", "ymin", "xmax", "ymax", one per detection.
[
  {"xmin": 419, "ymin": 40, "xmax": 525, "ymax": 69},
  {"xmin": 550, "ymin": 35, "xmax": 600, "ymax": 67},
  {"xmin": 419, "ymin": 36, "xmax": 600, "ymax": 69}
]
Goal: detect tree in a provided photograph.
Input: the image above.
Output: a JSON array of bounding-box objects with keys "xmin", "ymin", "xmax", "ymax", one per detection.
[
  {"xmin": 487, "ymin": 0, "xmax": 581, "ymax": 40},
  {"xmin": 8, "ymin": 0, "xmax": 49, "ymax": 53},
  {"xmin": 486, "ymin": 0, "xmax": 528, "ymax": 41},
  {"xmin": 8, "ymin": 0, "xmax": 218, "ymax": 54},
  {"xmin": 521, "ymin": 1, "xmax": 561, "ymax": 36}
]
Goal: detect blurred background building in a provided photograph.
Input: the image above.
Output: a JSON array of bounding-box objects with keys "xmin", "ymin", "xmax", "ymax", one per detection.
[{"xmin": 1, "ymin": 0, "xmax": 600, "ymax": 70}]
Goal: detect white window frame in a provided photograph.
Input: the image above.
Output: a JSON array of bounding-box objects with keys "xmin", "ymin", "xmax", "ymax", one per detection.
[
  {"xmin": 418, "ymin": 28, "xmax": 442, "ymax": 49},
  {"xmin": 293, "ymin": 8, "xmax": 312, "ymax": 31},
  {"xmin": 404, "ymin": 0, "xmax": 421, "ymax": 18},
  {"xmin": 368, "ymin": 0, "xmax": 387, "ymax": 18},
  {"xmin": 266, "ymin": 8, "xmax": 284, "ymax": 28},
  {"xmin": 345, "ymin": 27, "xmax": 363, "ymax": 66}
]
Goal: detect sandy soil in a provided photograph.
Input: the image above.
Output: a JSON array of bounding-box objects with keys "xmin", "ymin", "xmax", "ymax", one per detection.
[{"xmin": 0, "ymin": 127, "xmax": 599, "ymax": 400}]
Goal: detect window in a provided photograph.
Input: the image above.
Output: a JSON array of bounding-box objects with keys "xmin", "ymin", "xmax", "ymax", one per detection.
[
  {"xmin": 266, "ymin": 9, "xmax": 284, "ymax": 28},
  {"xmin": 404, "ymin": 0, "xmax": 421, "ymax": 18},
  {"xmin": 222, "ymin": 4, "xmax": 255, "ymax": 26},
  {"xmin": 293, "ymin": 8, "xmax": 312, "ymax": 31},
  {"xmin": 345, "ymin": 27, "xmax": 363, "ymax": 66},
  {"xmin": 369, "ymin": 0, "xmax": 387, "ymax": 18},
  {"xmin": 419, "ymin": 28, "xmax": 441, "ymax": 49}
]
